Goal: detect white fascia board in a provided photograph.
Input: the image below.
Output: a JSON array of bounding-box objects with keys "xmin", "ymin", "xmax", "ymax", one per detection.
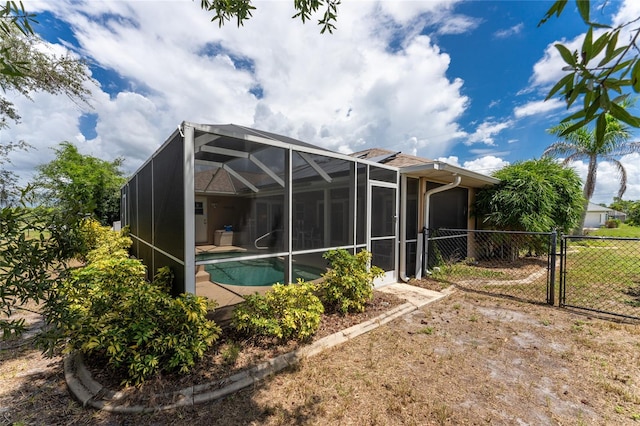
[{"xmin": 401, "ymin": 161, "xmax": 500, "ymax": 185}]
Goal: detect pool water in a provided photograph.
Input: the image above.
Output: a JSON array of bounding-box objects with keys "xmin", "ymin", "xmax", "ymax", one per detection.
[{"xmin": 203, "ymin": 258, "xmax": 325, "ymax": 286}]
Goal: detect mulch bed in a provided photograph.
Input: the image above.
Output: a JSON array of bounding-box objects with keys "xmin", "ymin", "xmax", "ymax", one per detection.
[{"xmin": 85, "ymin": 290, "xmax": 405, "ymax": 406}]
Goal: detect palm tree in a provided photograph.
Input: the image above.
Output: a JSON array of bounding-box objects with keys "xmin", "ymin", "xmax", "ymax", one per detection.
[{"xmin": 544, "ymin": 114, "xmax": 640, "ymax": 233}]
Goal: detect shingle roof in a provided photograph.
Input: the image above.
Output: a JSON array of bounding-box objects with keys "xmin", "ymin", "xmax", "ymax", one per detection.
[{"xmin": 350, "ymin": 148, "xmax": 433, "ymax": 168}]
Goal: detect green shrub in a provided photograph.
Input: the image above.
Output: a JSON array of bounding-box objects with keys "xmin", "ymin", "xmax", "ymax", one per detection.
[
  {"xmin": 605, "ymin": 218, "xmax": 621, "ymax": 228},
  {"xmin": 320, "ymin": 249, "xmax": 384, "ymax": 314},
  {"xmin": 0, "ymin": 204, "xmax": 81, "ymax": 339},
  {"xmin": 51, "ymin": 220, "xmax": 221, "ymax": 386},
  {"xmin": 232, "ymin": 280, "xmax": 324, "ymax": 341}
]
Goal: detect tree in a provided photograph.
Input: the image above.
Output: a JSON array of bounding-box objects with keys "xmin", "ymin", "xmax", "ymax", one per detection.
[
  {"xmin": 34, "ymin": 142, "xmax": 126, "ymax": 226},
  {"xmin": 474, "ymin": 158, "xmax": 584, "ymax": 233},
  {"xmin": 1, "ymin": 2, "xmax": 92, "ymax": 202},
  {"xmin": 610, "ymin": 197, "xmax": 640, "ymax": 226},
  {"xmin": 1, "ymin": 9, "xmax": 91, "ymax": 128},
  {"xmin": 0, "ymin": 203, "xmax": 83, "ymax": 339},
  {"xmin": 539, "ymin": 1, "xmax": 640, "ymax": 147},
  {"xmin": 0, "ymin": 140, "xmax": 29, "ymax": 206},
  {"xmin": 544, "ymin": 113, "xmax": 640, "ymax": 232},
  {"xmin": 1, "ymin": 1, "xmax": 37, "ymax": 76},
  {"xmin": 199, "ymin": 0, "xmax": 340, "ymax": 33}
]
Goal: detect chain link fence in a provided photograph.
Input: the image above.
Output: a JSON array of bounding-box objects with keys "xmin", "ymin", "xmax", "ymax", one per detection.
[
  {"xmin": 560, "ymin": 236, "xmax": 640, "ymax": 320},
  {"xmin": 425, "ymin": 229, "xmax": 554, "ymax": 305}
]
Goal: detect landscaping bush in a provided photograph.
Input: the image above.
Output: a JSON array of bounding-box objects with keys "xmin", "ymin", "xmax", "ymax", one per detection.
[
  {"xmin": 0, "ymin": 203, "xmax": 82, "ymax": 339},
  {"xmin": 232, "ymin": 280, "xmax": 324, "ymax": 341},
  {"xmin": 605, "ymin": 218, "xmax": 621, "ymax": 228},
  {"xmin": 50, "ymin": 220, "xmax": 221, "ymax": 386},
  {"xmin": 320, "ymin": 249, "xmax": 384, "ymax": 314}
]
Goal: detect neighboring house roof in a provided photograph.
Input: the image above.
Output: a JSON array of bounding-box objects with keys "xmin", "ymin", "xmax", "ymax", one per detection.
[
  {"xmin": 586, "ymin": 202, "xmax": 626, "ymax": 219},
  {"xmin": 352, "ymin": 148, "xmax": 499, "ymax": 189},
  {"xmin": 586, "ymin": 202, "xmax": 614, "ymax": 213}
]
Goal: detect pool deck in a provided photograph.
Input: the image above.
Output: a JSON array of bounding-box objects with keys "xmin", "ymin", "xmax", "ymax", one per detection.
[{"xmin": 195, "ymin": 245, "xmax": 247, "ymax": 255}]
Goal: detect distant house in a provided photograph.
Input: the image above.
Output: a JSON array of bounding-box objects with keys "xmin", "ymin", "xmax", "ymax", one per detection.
[{"xmin": 584, "ymin": 202, "xmax": 626, "ymax": 228}]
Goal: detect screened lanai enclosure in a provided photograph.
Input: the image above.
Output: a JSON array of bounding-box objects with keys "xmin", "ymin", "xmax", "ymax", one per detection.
[{"xmin": 120, "ymin": 123, "xmax": 400, "ymax": 307}]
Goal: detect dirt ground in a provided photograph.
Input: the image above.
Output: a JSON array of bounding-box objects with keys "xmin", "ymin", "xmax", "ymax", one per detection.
[{"xmin": 2, "ymin": 287, "xmax": 640, "ymax": 425}]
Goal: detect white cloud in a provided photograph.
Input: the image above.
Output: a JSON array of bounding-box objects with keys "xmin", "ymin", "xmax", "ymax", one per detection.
[
  {"xmin": 530, "ymin": 0, "xmax": 638, "ymax": 91},
  {"xmin": 464, "ymin": 120, "xmax": 513, "ymax": 146},
  {"xmin": 612, "ymin": 0, "xmax": 640, "ymax": 28},
  {"xmin": 437, "ymin": 155, "xmax": 461, "ymax": 167},
  {"xmin": 565, "ymin": 153, "xmax": 640, "ymax": 205},
  {"xmin": 437, "ymin": 155, "xmax": 509, "ymax": 176},
  {"xmin": 461, "ymin": 155, "xmax": 509, "ymax": 174},
  {"xmin": 436, "ymin": 14, "xmax": 481, "ymax": 35},
  {"xmin": 4, "ymin": 0, "xmax": 476, "ymax": 180},
  {"xmin": 514, "ymin": 98, "xmax": 564, "ymax": 118},
  {"xmin": 494, "ymin": 23, "xmax": 523, "ymax": 39},
  {"xmin": 530, "ymin": 35, "xmax": 582, "ymax": 89}
]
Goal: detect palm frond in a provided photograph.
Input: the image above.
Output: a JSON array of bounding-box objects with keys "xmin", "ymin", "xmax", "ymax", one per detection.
[{"xmin": 610, "ymin": 159, "xmax": 627, "ymax": 199}]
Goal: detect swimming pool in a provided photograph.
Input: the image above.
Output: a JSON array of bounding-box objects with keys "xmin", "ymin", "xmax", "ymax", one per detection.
[{"xmin": 203, "ymin": 258, "xmax": 326, "ymax": 286}]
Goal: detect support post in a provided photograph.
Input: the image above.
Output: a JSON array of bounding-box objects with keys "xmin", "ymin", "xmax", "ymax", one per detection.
[
  {"xmin": 422, "ymin": 226, "xmax": 429, "ymax": 276},
  {"xmin": 548, "ymin": 229, "xmax": 557, "ymax": 305}
]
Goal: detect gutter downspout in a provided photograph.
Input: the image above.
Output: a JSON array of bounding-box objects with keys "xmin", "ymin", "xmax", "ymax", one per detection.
[{"xmin": 415, "ymin": 174, "xmax": 462, "ymax": 279}]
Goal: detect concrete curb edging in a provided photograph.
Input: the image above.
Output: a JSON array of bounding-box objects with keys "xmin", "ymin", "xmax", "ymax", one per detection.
[{"xmin": 64, "ymin": 286, "xmax": 450, "ymax": 413}]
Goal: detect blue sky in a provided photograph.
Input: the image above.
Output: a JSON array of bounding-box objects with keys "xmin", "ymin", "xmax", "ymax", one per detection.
[{"xmin": 4, "ymin": 0, "xmax": 640, "ymax": 204}]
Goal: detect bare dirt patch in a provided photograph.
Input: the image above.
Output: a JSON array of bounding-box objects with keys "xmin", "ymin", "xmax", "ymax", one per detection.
[{"xmin": 3, "ymin": 287, "xmax": 640, "ymax": 425}]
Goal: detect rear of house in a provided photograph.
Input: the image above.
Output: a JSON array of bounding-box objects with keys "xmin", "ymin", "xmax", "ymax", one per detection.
[{"xmin": 120, "ymin": 123, "xmax": 498, "ymax": 307}]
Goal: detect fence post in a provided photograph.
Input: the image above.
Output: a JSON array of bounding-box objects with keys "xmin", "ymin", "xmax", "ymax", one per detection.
[
  {"xmin": 548, "ymin": 229, "xmax": 557, "ymax": 305},
  {"xmin": 422, "ymin": 227, "xmax": 429, "ymax": 274},
  {"xmin": 558, "ymin": 235, "xmax": 565, "ymax": 307}
]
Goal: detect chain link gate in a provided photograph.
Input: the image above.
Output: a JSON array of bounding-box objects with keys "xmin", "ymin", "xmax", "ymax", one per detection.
[
  {"xmin": 425, "ymin": 229, "xmax": 556, "ymax": 305},
  {"xmin": 559, "ymin": 235, "xmax": 640, "ymax": 321},
  {"xmin": 424, "ymin": 230, "xmax": 640, "ymax": 321}
]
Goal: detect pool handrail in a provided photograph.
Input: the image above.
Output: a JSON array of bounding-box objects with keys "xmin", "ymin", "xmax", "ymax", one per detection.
[{"xmin": 254, "ymin": 229, "xmax": 282, "ymax": 249}]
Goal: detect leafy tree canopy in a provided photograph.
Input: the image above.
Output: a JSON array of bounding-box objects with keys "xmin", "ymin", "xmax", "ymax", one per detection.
[
  {"xmin": 539, "ymin": 0, "xmax": 640, "ymax": 146},
  {"xmin": 610, "ymin": 197, "xmax": 640, "ymax": 226},
  {"xmin": 0, "ymin": 2, "xmax": 93, "ymax": 204},
  {"xmin": 545, "ymin": 110, "xmax": 640, "ymax": 232},
  {"xmin": 199, "ymin": 0, "xmax": 340, "ymax": 33},
  {"xmin": 475, "ymin": 158, "xmax": 584, "ymax": 233},
  {"xmin": 34, "ymin": 142, "xmax": 126, "ymax": 226},
  {"xmin": 0, "ymin": 6, "xmax": 91, "ymax": 129}
]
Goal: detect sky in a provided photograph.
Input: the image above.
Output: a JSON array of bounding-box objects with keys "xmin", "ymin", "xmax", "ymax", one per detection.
[{"xmin": 3, "ymin": 0, "xmax": 640, "ymax": 205}]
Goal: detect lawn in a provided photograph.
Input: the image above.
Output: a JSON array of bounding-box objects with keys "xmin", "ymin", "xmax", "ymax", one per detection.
[
  {"xmin": 562, "ymin": 236, "xmax": 640, "ymax": 317},
  {"xmin": 428, "ymin": 227, "xmax": 640, "ymax": 319},
  {"xmin": 432, "ymin": 256, "xmax": 551, "ymax": 305},
  {"xmin": 2, "ymin": 290, "xmax": 640, "ymax": 424},
  {"xmin": 590, "ymin": 223, "xmax": 640, "ymax": 238}
]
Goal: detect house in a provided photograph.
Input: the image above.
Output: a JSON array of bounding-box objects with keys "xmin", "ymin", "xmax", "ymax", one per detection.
[
  {"xmin": 120, "ymin": 123, "xmax": 498, "ymax": 307},
  {"xmin": 584, "ymin": 202, "xmax": 626, "ymax": 228}
]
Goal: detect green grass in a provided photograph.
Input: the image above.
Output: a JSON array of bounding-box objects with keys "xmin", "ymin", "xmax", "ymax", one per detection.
[
  {"xmin": 590, "ymin": 224, "xmax": 640, "ymax": 238},
  {"xmin": 563, "ymin": 238, "xmax": 640, "ymax": 315},
  {"xmin": 437, "ymin": 264, "xmax": 508, "ymax": 280}
]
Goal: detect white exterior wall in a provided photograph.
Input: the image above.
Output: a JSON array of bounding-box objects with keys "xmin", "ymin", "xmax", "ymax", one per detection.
[{"xmin": 584, "ymin": 211, "xmax": 608, "ymax": 228}]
